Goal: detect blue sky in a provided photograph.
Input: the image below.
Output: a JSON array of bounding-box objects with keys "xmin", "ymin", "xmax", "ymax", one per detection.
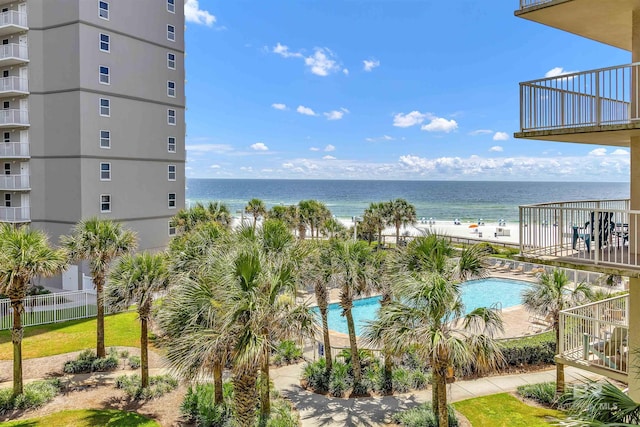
[{"xmin": 183, "ymin": 0, "xmax": 631, "ymax": 181}]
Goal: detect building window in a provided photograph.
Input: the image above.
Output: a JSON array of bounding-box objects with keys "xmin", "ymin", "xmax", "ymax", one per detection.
[
  {"xmin": 167, "ymin": 109, "xmax": 176, "ymax": 125},
  {"xmin": 168, "ymin": 164, "xmax": 176, "ymax": 181},
  {"xmin": 3, "ymin": 132, "xmax": 9, "ymax": 143},
  {"xmin": 100, "ymin": 130, "xmax": 110, "ymax": 149},
  {"xmin": 168, "ymin": 221, "xmax": 176, "ymax": 236},
  {"xmin": 3, "ymin": 163, "xmax": 9, "ymax": 175},
  {"xmin": 100, "ymin": 33, "xmax": 110, "ymax": 52},
  {"xmin": 99, "ymin": 66, "xmax": 110, "ymax": 84},
  {"xmin": 167, "ymin": 0, "xmax": 175, "ymax": 13},
  {"xmin": 168, "ymin": 193, "xmax": 176, "ymax": 208},
  {"xmin": 100, "ymin": 98, "xmax": 110, "ymax": 116},
  {"xmin": 3, "ymin": 101, "xmax": 9, "ymax": 109},
  {"xmin": 2, "ymin": 70, "xmax": 7, "ymax": 78},
  {"xmin": 167, "ymin": 52, "xmax": 175, "ymax": 69},
  {"xmin": 99, "ymin": 1, "xmax": 109, "ymax": 20},
  {"xmin": 167, "ymin": 136, "xmax": 176, "ymax": 153},
  {"xmin": 4, "ymin": 193, "xmax": 10, "ymax": 207},
  {"xmin": 100, "ymin": 194, "xmax": 111, "ymax": 213},
  {"xmin": 167, "ymin": 81, "xmax": 175, "ymax": 97},
  {"xmin": 167, "ymin": 25, "xmax": 175, "ymax": 41},
  {"xmin": 100, "ymin": 162, "xmax": 111, "ymax": 180}
]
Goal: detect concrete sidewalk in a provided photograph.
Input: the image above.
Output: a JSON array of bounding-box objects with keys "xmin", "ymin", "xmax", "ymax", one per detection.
[{"xmin": 271, "ymin": 363, "xmax": 602, "ymax": 427}]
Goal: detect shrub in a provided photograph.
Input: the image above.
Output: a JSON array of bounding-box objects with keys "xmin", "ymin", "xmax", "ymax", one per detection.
[
  {"xmin": 119, "ymin": 350, "xmax": 130, "ymax": 359},
  {"xmin": 517, "ymin": 382, "xmax": 557, "ymax": 406},
  {"xmin": 393, "ymin": 402, "xmax": 459, "ymax": 427},
  {"xmin": 115, "ymin": 374, "xmax": 178, "ymax": 400},
  {"xmin": 328, "ymin": 361, "xmax": 351, "ymax": 397},
  {"xmin": 302, "ymin": 359, "xmax": 329, "ymax": 393},
  {"xmin": 63, "ymin": 348, "xmax": 119, "ymax": 374},
  {"xmin": 499, "ymin": 332, "xmax": 556, "ymax": 367},
  {"xmin": 273, "ymin": 340, "xmax": 303, "ymax": 366},
  {"xmin": 128, "ymin": 355, "xmax": 141, "ymax": 369},
  {"xmin": 410, "ymin": 370, "xmax": 431, "ymax": 390},
  {"xmin": 392, "ymin": 367, "xmax": 412, "ymax": 393},
  {"xmin": 362, "ymin": 361, "xmax": 383, "ymax": 393},
  {"xmin": 265, "ymin": 398, "xmax": 299, "ymax": 427},
  {"xmin": 181, "ymin": 382, "xmax": 234, "ymax": 427},
  {"xmin": 0, "ymin": 379, "xmax": 61, "ymax": 414}
]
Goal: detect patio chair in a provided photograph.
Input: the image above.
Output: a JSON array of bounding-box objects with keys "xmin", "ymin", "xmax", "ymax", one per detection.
[
  {"xmin": 572, "ymin": 211, "xmax": 615, "ymax": 252},
  {"xmin": 488, "ymin": 260, "xmax": 504, "ymax": 270},
  {"xmin": 509, "ymin": 263, "xmax": 524, "ymax": 274},
  {"xmin": 584, "ymin": 327, "xmax": 628, "ymax": 370}
]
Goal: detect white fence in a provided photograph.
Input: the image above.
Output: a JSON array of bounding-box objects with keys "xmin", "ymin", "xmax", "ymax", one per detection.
[{"xmin": 0, "ymin": 290, "xmax": 98, "ymax": 330}]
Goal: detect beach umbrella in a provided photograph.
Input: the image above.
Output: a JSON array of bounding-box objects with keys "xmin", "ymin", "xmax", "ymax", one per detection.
[{"xmin": 468, "ymin": 224, "xmax": 478, "ymax": 228}]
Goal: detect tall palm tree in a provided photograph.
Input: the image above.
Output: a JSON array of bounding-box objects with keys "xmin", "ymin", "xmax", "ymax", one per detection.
[
  {"xmin": 61, "ymin": 218, "xmax": 137, "ymax": 357},
  {"xmin": 364, "ymin": 234, "xmax": 504, "ymax": 426},
  {"xmin": 106, "ymin": 252, "xmax": 169, "ymax": 388},
  {"xmin": 363, "ymin": 202, "xmax": 387, "ymax": 247},
  {"xmin": 205, "ymin": 201, "xmax": 232, "ymax": 229},
  {"xmin": 384, "ymin": 198, "xmax": 417, "ymax": 245},
  {"xmin": 171, "ymin": 201, "xmax": 232, "ymax": 233},
  {"xmin": 167, "ymin": 221, "xmax": 227, "ymax": 278},
  {"xmin": 297, "ymin": 199, "xmax": 316, "ymax": 239},
  {"xmin": 245, "ymin": 198, "xmax": 267, "ymax": 230},
  {"xmin": 521, "ymin": 269, "xmax": 592, "ymax": 394},
  {"xmin": 0, "ymin": 225, "xmax": 67, "ymax": 396}
]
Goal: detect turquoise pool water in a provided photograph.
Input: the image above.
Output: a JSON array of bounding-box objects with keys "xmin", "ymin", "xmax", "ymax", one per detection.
[{"xmin": 316, "ymin": 278, "xmax": 529, "ymax": 336}]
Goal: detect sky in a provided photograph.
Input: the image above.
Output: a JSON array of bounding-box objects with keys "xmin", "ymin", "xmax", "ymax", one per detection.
[{"xmin": 183, "ymin": 0, "xmax": 631, "ymax": 182}]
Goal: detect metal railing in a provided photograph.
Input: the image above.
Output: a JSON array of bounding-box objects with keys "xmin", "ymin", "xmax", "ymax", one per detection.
[
  {"xmin": 0, "ymin": 141, "xmax": 28, "ymax": 157},
  {"xmin": 0, "ymin": 206, "xmax": 29, "ymax": 222},
  {"xmin": 520, "ymin": 63, "xmax": 640, "ymax": 132},
  {"xmin": 559, "ymin": 294, "xmax": 629, "ymax": 376},
  {"xmin": 0, "ymin": 174, "xmax": 29, "ymax": 190},
  {"xmin": 0, "ymin": 43, "xmax": 27, "ymax": 61},
  {"xmin": 0, "ymin": 290, "xmax": 99, "ymax": 330},
  {"xmin": 0, "ymin": 10, "xmax": 27, "ymax": 28},
  {"xmin": 520, "ymin": 199, "xmax": 640, "ymax": 269},
  {"xmin": 0, "ymin": 76, "xmax": 27, "ymax": 93},
  {"xmin": 519, "ymin": 0, "xmax": 554, "ymax": 8},
  {"xmin": 0, "ymin": 109, "xmax": 28, "ymax": 126}
]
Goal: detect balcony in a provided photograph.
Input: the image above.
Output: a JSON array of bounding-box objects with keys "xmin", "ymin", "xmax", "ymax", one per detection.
[
  {"xmin": 519, "ymin": 199, "xmax": 640, "ymax": 275},
  {"xmin": 515, "ymin": 0, "xmax": 634, "ymax": 51},
  {"xmin": 0, "ymin": 76, "xmax": 27, "ymax": 96},
  {"xmin": 0, "ymin": 174, "xmax": 29, "ymax": 190},
  {"xmin": 0, "ymin": 206, "xmax": 29, "ymax": 223},
  {"xmin": 558, "ymin": 294, "xmax": 628, "ymax": 382},
  {"xmin": 0, "ymin": 11, "xmax": 27, "ymax": 36},
  {"xmin": 0, "ymin": 43, "xmax": 27, "ymax": 66},
  {"xmin": 516, "ymin": 63, "xmax": 640, "ymax": 146},
  {"xmin": 0, "ymin": 109, "xmax": 28, "ymax": 127},
  {"xmin": 0, "ymin": 141, "xmax": 28, "ymax": 158}
]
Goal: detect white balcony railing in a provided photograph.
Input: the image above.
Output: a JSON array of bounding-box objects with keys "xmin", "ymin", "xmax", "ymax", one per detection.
[
  {"xmin": 0, "ymin": 10, "xmax": 27, "ymax": 28},
  {"xmin": 0, "ymin": 109, "xmax": 28, "ymax": 126},
  {"xmin": 0, "ymin": 174, "xmax": 29, "ymax": 190},
  {"xmin": 0, "ymin": 76, "xmax": 27, "ymax": 93},
  {"xmin": 520, "ymin": 63, "xmax": 640, "ymax": 132},
  {"xmin": 519, "ymin": 0, "xmax": 553, "ymax": 9},
  {"xmin": 520, "ymin": 199, "xmax": 640, "ymax": 269},
  {"xmin": 0, "ymin": 141, "xmax": 28, "ymax": 157},
  {"xmin": 0, "ymin": 43, "xmax": 27, "ymax": 62},
  {"xmin": 559, "ymin": 294, "xmax": 629, "ymax": 377},
  {"xmin": 0, "ymin": 205, "xmax": 29, "ymax": 222}
]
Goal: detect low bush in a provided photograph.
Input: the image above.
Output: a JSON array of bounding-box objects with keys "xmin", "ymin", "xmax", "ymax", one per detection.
[
  {"xmin": 391, "ymin": 367, "xmax": 412, "ymax": 393},
  {"xmin": 181, "ymin": 382, "xmax": 233, "ymax": 427},
  {"xmin": 410, "ymin": 369, "xmax": 431, "ymax": 390},
  {"xmin": 302, "ymin": 359, "xmax": 329, "ymax": 393},
  {"xmin": 128, "ymin": 355, "xmax": 141, "ymax": 369},
  {"xmin": 272, "ymin": 340, "xmax": 303, "ymax": 366},
  {"xmin": 499, "ymin": 331, "xmax": 556, "ymax": 367},
  {"xmin": 516, "ymin": 382, "xmax": 557, "ymax": 406},
  {"xmin": 115, "ymin": 374, "xmax": 178, "ymax": 400},
  {"xmin": 393, "ymin": 402, "xmax": 459, "ymax": 427},
  {"xmin": 328, "ymin": 361, "xmax": 351, "ymax": 397},
  {"xmin": 265, "ymin": 398, "xmax": 299, "ymax": 427},
  {"xmin": 0, "ymin": 379, "xmax": 61, "ymax": 414},
  {"xmin": 63, "ymin": 348, "xmax": 119, "ymax": 374}
]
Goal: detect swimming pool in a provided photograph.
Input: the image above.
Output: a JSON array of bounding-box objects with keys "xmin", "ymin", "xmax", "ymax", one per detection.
[{"xmin": 316, "ymin": 278, "xmax": 530, "ymax": 336}]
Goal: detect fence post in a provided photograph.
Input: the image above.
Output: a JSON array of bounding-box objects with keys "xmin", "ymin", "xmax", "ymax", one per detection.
[
  {"xmin": 53, "ymin": 293, "xmax": 57, "ymax": 323},
  {"xmin": 595, "ymin": 70, "xmax": 601, "ymax": 126}
]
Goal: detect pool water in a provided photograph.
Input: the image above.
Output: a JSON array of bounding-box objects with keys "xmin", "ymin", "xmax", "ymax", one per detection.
[{"xmin": 316, "ymin": 278, "xmax": 529, "ymax": 336}]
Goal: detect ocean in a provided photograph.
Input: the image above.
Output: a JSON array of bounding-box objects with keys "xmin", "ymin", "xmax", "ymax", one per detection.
[{"xmin": 186, "ymin": 179, "xmax": 630, "ymax": 223}]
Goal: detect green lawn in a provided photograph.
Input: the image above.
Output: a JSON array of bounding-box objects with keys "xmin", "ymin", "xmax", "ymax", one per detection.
[
  {"xmin": 0, "ymin": 312, "xmax": 141, "ymax": 360},
  {"xmin": 454, "ymin": 393, "xmax": 563, "ymax": 427},
  {"xmin": 0, "ymin": 409, "xmax": 159, "ymax": 426}
]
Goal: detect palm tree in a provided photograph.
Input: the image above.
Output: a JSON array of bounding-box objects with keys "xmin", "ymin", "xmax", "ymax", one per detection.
[
  {"xmin": 171, "ymin": 201, "xmax": 232, "ymax": 233},
  {"xmin": 384, "ymin": 198, "xmax": 417, "ymax": 245},
  {"xmin": 167, "ymin": 221, "xmax": 227, "ymax": 278},
  {"xmin": 106, "ymin": 252, "xmax": 169, "ymax": 388},
  {"xmin": 364, "ymin": 234, "xmax": 504, "ymax": 426},
  {"xmin": 363, "ymin": 202, "xmax": 387, "ymax": 247},
  {"xmin": 61, "ymin": 218, "xmax": 137, "ymax": 357},
  {"xmin": 297, "ymin": 199, "xmax": 316, "ymax": 239},
  {"xmin": 521, "ymin": 269, "xmax": 592, "ymax": 394},
  {"xmin": 205, "ymin": 201, "xmax": 232, "ymax": 228},
  {"xmin": 0, "ymin": 225, "xmax": 67, "ymax": 396},
  {"xmin": 245, "ymin": 198, "xmax": 267, "ymax": 230}
]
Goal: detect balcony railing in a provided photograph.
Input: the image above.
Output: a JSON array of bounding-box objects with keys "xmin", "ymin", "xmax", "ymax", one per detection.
[
  {"xmin": 519, "ymin": 0, "xmax": 553, "ymax": 9},
  {"xmin": 0, "ymin": 142, "xmax": 28, "ymax": 157},
  {"xmin": 559, "ymin": 294, "xmax": 629, "ymax": 377},
  {"xmin": 0, "ymin": 76, "xmax": 27, "ymax": 94},
  {"xmin": 0, "ymin": 109, "xmax": 28, "ymax": 126},
  {"xmin": 0, "ymin": 43, "xmax": 27, "ymax": 63},
  {"xmin": 0, "ymin": 174, "xmax": 29, "ymax": 190},
  {"xmin": 0, "ymin": 206, "xmax": 29, "ymax": 222},
  {"xmin": 520, "ymin": 63, "xmax": 640, "ymax": 132},
  {"xmin": 520, "ymin": 199, "xmax": 640, "ymax": 269},
  {"xmin": 0, "ymin": 10, "xmax": 27, "ymax": 28}
]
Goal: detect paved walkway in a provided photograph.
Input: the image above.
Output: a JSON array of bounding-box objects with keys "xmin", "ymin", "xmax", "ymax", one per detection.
[{"xmin": 271, "ymin": 363, "xmax": 602, "ymax": 427}]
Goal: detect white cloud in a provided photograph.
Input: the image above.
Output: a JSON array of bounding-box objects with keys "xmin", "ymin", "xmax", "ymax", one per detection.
[
  {"xmin": 343, "ymin": 68, "xmax": 349, "ymax": 75},
  {"xmin": 296, "ymin": 105, "xmax": 317, "ymax": 116},
  {"xmin": 545, "ymin": 67, "xmax": 578, "ymax": 78},
  {"xmin": 493, "ymin": 131, "xmax": 509, "ymax": 141},
  {"xmin": 324, "ymin": 144, "xmax": 335, "ymax": 152},
  {"xmin": 612, "ymin": 149, "xmax": 629, "ymax": 156},
  {"xmin": 186, "ymin": 143, "xmax": 233, "ymax": 153},
  {"xmin": 589, "ymin": 148, "xmax": 607, "ymax": 156},
  {"xmin": 421, "ymin": 117, "xmax": 458, "ymax": 133},
  {"xmin": 184, "ymin": 0, "xmax": 216, "ymax": 26},
  {"xmin": 309, "ymin": 147, "xmax": 320, "ymax": 151},
  {"xmin": 272, "ymin": 43, "xmax": 303, "ymax": 58},
  {"xmin": 271, "ymin": 103, "xmax": 287, "ymax": 110},
  {"xmin": 469, "ymin": 129, "xmax": 493, "ymax": 136},
  {"xmin": 323, "ymin": 155, "xmax": 336, "ymax": 160},
  {"xmin": 363, "ymin": 59, "xmax": 380, "ymax": 72},
  {"xmin": 324, "ymin": 109, "xmax": 349, "ymax": 120},
  {"xmin": 366, "ymin": 135, "xmax": 396, "ymax": 142},
  {"xmin": 304, "ymin": 48, "xmax": 340, "ymax": 76},
  {"xmin": 282, "ymin": 162, "xmax": 294, "ymax": 169},
  {"xmin": 393, "ymin": 111, "xmax": 429, "ymax": 128},
  {"xmin": 489, "ymin": 146, "xmax": 504, "ymax": 152},
  {"xmin": 250, "ymin": 142, "xmax": 268, "ymax": 151},
  {"xmin": 210, "ymin": 164, "xmax": 220, "ymax": 169}
]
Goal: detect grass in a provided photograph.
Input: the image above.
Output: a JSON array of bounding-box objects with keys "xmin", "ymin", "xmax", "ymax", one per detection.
[
  {"xmin": 454, "ymin": 393, "xmax": 563, "ymax": 427},
  {"xmin": 0, "ymin": 409, "xmax": 159, "ymax": 426},
  {"xmin": 0, "ymin": 312, "xmax": 141, "ymax": 360}
]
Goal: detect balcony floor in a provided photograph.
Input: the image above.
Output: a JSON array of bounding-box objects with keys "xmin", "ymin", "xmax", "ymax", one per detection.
[
  {"xmin": 515, "ymin": 122, "xmax": 640, "ymax": 146},
  {"xmin": 0, "ymin": 57, "xmax": 28, "ymax": 67},
  {"xmin": 522, "ymin": 245, "xmax": 640, "ymax": 276},
  {"xmin": 0, "ymin": 25, "xmax": 27, "ymax": 37}
]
